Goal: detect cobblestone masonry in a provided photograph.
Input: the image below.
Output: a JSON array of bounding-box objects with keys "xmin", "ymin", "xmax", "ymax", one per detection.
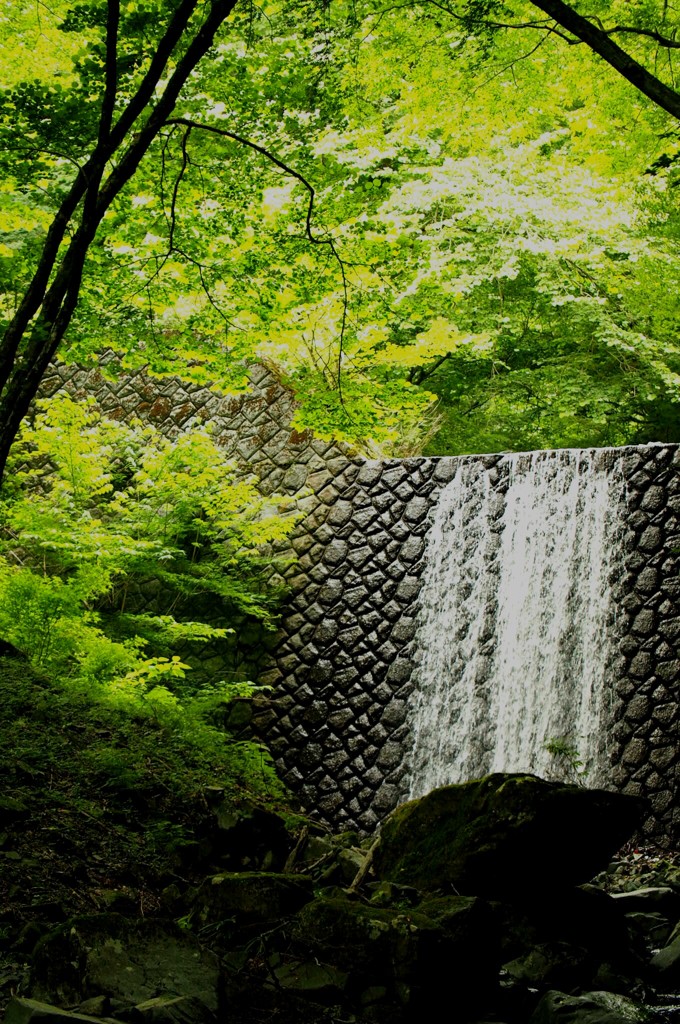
[{"xmin": 43, "ymin": 361, "xmax": 680, "ymax": 843}]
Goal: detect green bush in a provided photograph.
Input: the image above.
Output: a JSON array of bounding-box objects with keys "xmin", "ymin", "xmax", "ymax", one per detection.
[
  {"xmin": 0, "ymin": 394, "xmax": 297, "ymax": 807},
  {"xmin": 0, "ymin": 393, "xmax": 296, "ymax": 680}
]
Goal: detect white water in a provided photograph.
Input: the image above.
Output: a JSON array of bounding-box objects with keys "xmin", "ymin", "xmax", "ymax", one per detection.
[{"xmin": 407, "ymin": 449, "xmax": 625, "ymax": 797}]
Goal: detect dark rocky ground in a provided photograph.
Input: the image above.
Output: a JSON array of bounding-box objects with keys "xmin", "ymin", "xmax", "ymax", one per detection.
[{"xmin": 1, "ymin": 771, "xmax": 680, "ymax": 1024}]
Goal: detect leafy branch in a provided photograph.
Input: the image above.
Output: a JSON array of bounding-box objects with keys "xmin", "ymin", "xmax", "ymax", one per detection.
[
  {"xmin": 0, "ymin": 0, "xmax": 241, "ymax": 483},
  {"xmin": 163, "ymin": 116, "xmax": 351, "ymax": 404}
]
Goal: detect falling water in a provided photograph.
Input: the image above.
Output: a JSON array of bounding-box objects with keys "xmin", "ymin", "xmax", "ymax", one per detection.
[{"xmin": 407, "ymin": 449, "xmax": 625, "ymax": 797}]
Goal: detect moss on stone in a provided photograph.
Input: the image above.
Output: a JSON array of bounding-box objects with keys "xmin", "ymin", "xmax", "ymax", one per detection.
[{"xmin": 373, "ymin": 774, "xmax": 646, "ymax": 896}]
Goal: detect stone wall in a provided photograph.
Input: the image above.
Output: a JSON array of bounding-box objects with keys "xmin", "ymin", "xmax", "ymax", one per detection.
[
  {"xmin": 259, "ymin": 446, "xmax": 680, "ymax": 844},
  {"xmin": 43, "ymin": 361, "xmax": 680, "ymax": 844},
  {"xmin": 39, "ymin": 358, "xmax": 348, "ymax": 679}
]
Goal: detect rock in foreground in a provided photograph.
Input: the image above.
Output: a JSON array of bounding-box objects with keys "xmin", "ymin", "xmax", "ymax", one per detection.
[{"xmin": 373, "ymin": 773, "xmax": 646, "ymax": 896}]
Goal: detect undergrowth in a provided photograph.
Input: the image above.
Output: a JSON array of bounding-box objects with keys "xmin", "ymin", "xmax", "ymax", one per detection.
[
  {"xmin": 0, "ymin": 654, "xmax": 288, "ymax": 901},
  {"xmin": 0, "ymin": 396, "xmax": 299, "ymax": 930},
  {"xmin": 1, "ymin": 653, "xmax": 286, "ymax": 816}
]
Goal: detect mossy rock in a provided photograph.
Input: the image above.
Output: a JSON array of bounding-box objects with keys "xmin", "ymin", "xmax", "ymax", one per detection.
[
  {"xmin": 209, "ymin": 794, "xmax": 292, "ymax": 870},
  {"xmin": 192, "ymin": 870, "xmax": 314, "ymax": 928},
  {"xmin": 372, "ymin": 774, "xmax": 646, "ymax": 897},
  {"xmin": 503, "ymin": 941, "xmax": 597, "ymax": 992},
  {"xmin": 289, "ymin": 889, "xmax": 497, "ymax": 1016},
  {"xmin": 30, "ymin": 915, "xmax": 220, "ymax": 1011}
]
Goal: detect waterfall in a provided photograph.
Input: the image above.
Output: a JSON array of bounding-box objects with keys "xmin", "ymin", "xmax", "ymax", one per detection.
[{"xmin": 407, "ymin": 449, "xmax": 625, "ymax": 797}]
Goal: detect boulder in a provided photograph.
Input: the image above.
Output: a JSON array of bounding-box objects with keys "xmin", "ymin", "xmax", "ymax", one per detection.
[
  {"xmin": 650, "ymin": 932, "xmax": 680, "ymax": 985},
  {"xmin": 372, "ymin": 774, "xmax": 646, "ymax": 896},
  {"xmin": 30, "ymin": 916, "xmax": 219, "ymax": 1013},
  {"xmin": 123, "ymin": 996, "xmax": 215, "ymax": 1024},
  {"xmin": 528, "ymin": 990, "xmax": 651, "ymax": 1024},
  {"xmin": 610, "ymin": 887, "xmax": 680, "ymax": 918},
  {"xmin": 508, "ymin": 886, "xmax": 641, "ymax": 972},
  {"xmin": 503, "ymin": 942, "xmax": 596, "ymax": 993},
  {"xmin": 191, "ymin": 871, "xmax": 313, "ymax": 930},
  {"xmin": 207, "ymin": 792, "xmax": 291, "ymax": 871},
  {"xmin": 271, "ymin": 960, "xmax": 349, "ymax": 1000},
  {"xmin": 289, "ymin": 889, "xmax": 498, "ymax": 1016},
  {"xmin": 4, "ymin": 1000, "xmax": 106, "ymax": 1024},
  {"xmin": 623, "ymin": 911, "xmax": 674, "ymax": 949},
  {"xmin": 492, "ymin": 888, "xmax": 644, "ymax": 1004},
  {"xmin": 221, "ymin": 950, "xmax": 347, "ymax": 1024}
]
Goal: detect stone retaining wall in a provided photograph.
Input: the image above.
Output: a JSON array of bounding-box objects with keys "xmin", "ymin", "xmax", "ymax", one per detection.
[
  {"xmin": 39, "ymin": 358, "xmax": 347, "ymax": 679},
  {"xmin": 43, "ymin": 362, "xmax": 680, "ymax": 844},
  {"xmin": 256, "ymin": 447, "xmax": 680, "ymax": 844}
]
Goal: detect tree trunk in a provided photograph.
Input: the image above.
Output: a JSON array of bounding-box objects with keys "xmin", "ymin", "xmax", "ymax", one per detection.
[{"xmin": 0, "ymin": 0, "xmax": 239, "ymax": 484}]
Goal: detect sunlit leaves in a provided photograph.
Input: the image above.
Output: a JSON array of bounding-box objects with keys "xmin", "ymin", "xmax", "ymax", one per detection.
[{"xmin": 2, "ymin": 0, "xmax": 680, "ymax": 453}]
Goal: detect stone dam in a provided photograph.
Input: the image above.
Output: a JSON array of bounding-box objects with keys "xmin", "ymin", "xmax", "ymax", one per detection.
[{"xmin": 42, "ymin": 359, "xmax": 680, "ymax": 844}]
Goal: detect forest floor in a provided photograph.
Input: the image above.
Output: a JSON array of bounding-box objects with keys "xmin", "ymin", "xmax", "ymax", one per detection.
[
  {"xmin": 0, "ymin": 653, "xmax": 678, "ymax": 1020},
  {"xmin": 0, "ymin": 653, "xmax": 292, "ymax": 1014}
]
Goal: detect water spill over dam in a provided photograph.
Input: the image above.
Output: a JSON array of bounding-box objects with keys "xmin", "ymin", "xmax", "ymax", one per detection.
[{"xmin": 406, "ymin": 450, "xmax": 626, "ymax": 797}]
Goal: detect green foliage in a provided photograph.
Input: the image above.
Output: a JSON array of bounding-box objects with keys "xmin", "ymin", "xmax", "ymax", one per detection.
[
  {"xmin": 0, "ymin": 393, "xmax": 296, "ymax": 682},
  {"xmin": 543, "ymin": 736, "xmax": 588, "ymax": 784},
  {"xmin": 0, "ymin": 389, "xmax": 295, "ymax": 828},
  {"xmin": 0, "ymin": 653, "xmax": 286, "ymax": 862},
  {"xmin": 2, "ymin": 0, "xmax": 680, "ymax": 454}
]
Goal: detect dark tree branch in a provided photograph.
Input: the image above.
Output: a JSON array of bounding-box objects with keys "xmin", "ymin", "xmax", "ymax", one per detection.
[
  {"xmin": 603, "ymin": 24, "xmax": 680, "ymax": 49},
  {"xmin": 107, "ymin": 0, "xmax": 205, "ymax": 150},
  {"xmin": 0, "ymin": 0, "xmax": 206, "ymax": 395},
  {"xmin": 100, "ymin": 0, "xmax": 121, "ymax": 142},
  {"xmin": 163, "ymin": 117, "xmax": 351, "ymax": 400},
  {"xmin": 169, "ymin": 126, "xmax": 192, "ymax": 251},
  {"xmin": 164, "ymin": 117, "xmax": 329, "ymax": 245},
  {"xmin": 410, "ymin": 0, "xmax": 680, "ymax": 116},
  {"xmin": 0, "ymin": 0, "xmax": 240, "ymax": 480},
  {"xmin": 527, "ymin": 0, "xmax": 680, "ymax": 120}
]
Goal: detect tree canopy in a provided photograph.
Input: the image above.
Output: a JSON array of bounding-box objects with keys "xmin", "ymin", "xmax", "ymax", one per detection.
[{"xmin": 2, "ymin": 0, "xmax": 680, "ymax": 462}]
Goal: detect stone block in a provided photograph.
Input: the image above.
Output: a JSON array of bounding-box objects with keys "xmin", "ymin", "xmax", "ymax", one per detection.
[
  {"xmin": 323, "ymin": 540, "xmax": 348, "ymax": 565},
  {"xmin": 650, "ymin": 746, "xmax": 677, "ymax": 771},
  {"xmin": 391, "ymin": 617, "xmax": 417, "ymax": 643},
  {"xmin": 639, "ymin": 525, "xmax": 664, "ymax": 553},
  {"xmin": 395, "ymin": 481, "xmax": 416, "ymax": 501},
  {"xmin": 403, "ymin": 496, "xmax": 430, "ymax": 523},
  {"xmin": 327, "ymin": 500, "xmax": 353, "ymax": 526},
  {"xmin": 376, "ymin": 742, "xmax": 404, "ymax": 770},
  {"xmin": 628, "ymin": 651, "xmax": 653, "ymax": 678},
  {"xmin": 624, "ymin": 694, "xmax": 651, "ymax": 723},
  {"xmin": 653, "ymin": 702, "xmax": 679, "ymax": 725},
  {"xmin": 347, "ymin": 545, "xmax": 373, "ymax": 569},
  {"xmin": 381, "ymin": 466, "xmax": 408, "ymax": 491},
  {"xmin": 314, "ymin": 619, "xmax": 339, "ymax": 644},
  {"xmin": 632, "ymin": 608, "xmax": 656, "ymax": 636},
  {"xmin": 381, "ymin": 700, "xmax": 407, "ymax": 728},
  {"xmin": 432, "ymin": 460, "xmax": 458, "ymax": 482},
  {"xmin": 387, "ymin": 659, "xmax": 413, "ymax": 683},
  {"xmin": 356, "ymin": 464, "xmax": 382, "ymax": 486},
  {"xmin": 657, "ymin": 660, "xmax": 680, "ymax": 681},
  {"xmin": 622, "ymin": 738, "xmax": 648, "ymax": 767},
  {"xmin": 399, "ymin": 537, "xmax": 425, "ymax": 562}
]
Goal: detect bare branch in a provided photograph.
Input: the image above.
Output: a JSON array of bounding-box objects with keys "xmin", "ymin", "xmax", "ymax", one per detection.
[
  {"xmin": 603, "ymin": 24, "xmax": 680, "ymax": 49},
  {"xmin": 169, "ymin": 126, "xmax": 192, "ymax": 251},
  {"xmin": 164, "ymin": 117, "xmax": 327, "ymax": 245},
  {"xmin": 163, "ymin": 117, "xmax": 351, "ymax": 397}
]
